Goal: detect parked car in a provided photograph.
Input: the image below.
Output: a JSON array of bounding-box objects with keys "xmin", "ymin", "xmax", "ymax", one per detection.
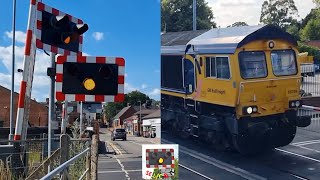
[{"xmin": 111, "ymin": 128, "xmax": 127, "ymax": 141}]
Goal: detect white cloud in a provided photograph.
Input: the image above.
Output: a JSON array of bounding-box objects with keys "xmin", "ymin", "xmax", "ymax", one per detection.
[
  {"xmin": 5, "ymin": 31, "xmax": 27, "ymax": 43},
  {"xmin": 92, "ymin": 32, "xmax": 104, "ymax": 41},
  {"xmin": 147, "ymin": 88, "xmax": 160, "ymax": 100},
  {"xmin": 0, "ymin": 31, "xmax": 57, "ymax": 101},
  {"xmin": 207, "ymin": 0, "xmax": 316, "ymax": 28},
  {"xmin": 124, "ymin": 82, "xmax": 160, "ymax": 100},
  {"xmin": 141, "ymin": 84, "xmax": 148, "ymax": 89}
]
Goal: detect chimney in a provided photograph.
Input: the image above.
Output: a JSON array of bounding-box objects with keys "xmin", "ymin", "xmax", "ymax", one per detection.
[
  {"xmin": 46, "ymin": 98, "xmax": 49, "ymax": 104},
  {"xmin": 127, "ymin": 103, "xmax": 131, "ymax": 107}
]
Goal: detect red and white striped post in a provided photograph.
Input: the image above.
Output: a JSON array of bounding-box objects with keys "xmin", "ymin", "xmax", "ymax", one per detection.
[{"xmin": 14, "ymin": 0, "xmax": 38, "ymax": 140}]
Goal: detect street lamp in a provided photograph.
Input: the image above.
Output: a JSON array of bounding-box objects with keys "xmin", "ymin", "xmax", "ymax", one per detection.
[{"xmin": 138, "ymin": 101, "xmax": 141, "ymax": 136}]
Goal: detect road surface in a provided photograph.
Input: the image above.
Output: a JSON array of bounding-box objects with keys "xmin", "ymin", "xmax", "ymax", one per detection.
[{"xmin": 98, "ymin": 128, "xmax": 160, "ymax": 180}]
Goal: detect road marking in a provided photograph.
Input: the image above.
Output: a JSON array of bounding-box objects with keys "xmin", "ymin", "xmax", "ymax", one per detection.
[
  {"xmin": 291, "ymin": 139, "xmax": 320, "ymax": 146},
  {"xmin": 275, "ymin": 148, "xmax": 320, "ymax": 163},
  {"xmin": 128, "ymin": 140, "xmax": 157, "ymax": 146},
  {"xmin": 179, "ymin": 164, "xmax": 215, "ymax": 180},
  {"xmin": 162, "ymin": 139, "xmax": 266, "ymax": 180},
  {"xmin": 116, "ymin": 156, "xmax": 131, "ymax": 180},
  {"xmin": 98, "ymin": 169, "xmax": 142, "ymax": 174},
  {"xmin": 291, "ymin": 144, "xmax": 320, "ymax": 154},
  {"xmin": 110, "ymin": 142, "xmax": 122, "ymax": 155}
]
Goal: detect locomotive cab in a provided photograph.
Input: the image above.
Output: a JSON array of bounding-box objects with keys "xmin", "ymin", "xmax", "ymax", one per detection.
[{"xmin": 161, "ymin": 25, "xmax": 311, "ymax": 155}]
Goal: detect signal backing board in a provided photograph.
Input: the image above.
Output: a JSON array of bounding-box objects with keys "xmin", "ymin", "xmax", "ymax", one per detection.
[
  {"xmin": 35, "ymin": 2, "xmax": 84, "ymax": 55},
  {"xmin": 55, "ymin": 55, "xmax": 125, "ymax": 102}
]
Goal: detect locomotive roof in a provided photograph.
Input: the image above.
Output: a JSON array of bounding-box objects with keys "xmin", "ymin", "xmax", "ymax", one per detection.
[{"xmin": 161, "ymin": 25, "xmax": 297, "ymax": 55}]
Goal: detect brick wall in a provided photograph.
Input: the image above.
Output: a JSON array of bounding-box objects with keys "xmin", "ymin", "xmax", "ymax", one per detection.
[{"xmin": 0, "ymin": 86, "xmax": 48, "ymax": 127}]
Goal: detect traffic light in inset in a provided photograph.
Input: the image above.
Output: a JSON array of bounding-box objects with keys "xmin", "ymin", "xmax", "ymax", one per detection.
[
  {"xmin": 146, "ymin": 149, "xmax": 175, "ymax": 168},
  {"xmin": 56, "ymin": 56, "xmax": 125, "ymax": 102},
  {"xmin": 35, "ymin": 2, "xmax": 88, "ymax": 55}
]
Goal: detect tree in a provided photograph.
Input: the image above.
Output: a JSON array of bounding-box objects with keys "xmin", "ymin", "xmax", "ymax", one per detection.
[
  {"xmin": 161, "ymin": 0, "xmax": 216, "ymax": 32},
  {"xmin": 286, "ymin": 20, "xmax": 301, "ymax": 41},
  {"xmin": 103, "ymin": 91, "xmax": 151, "ymax": 125},
  {"xmin": 227, "ymin": 22, "xmax": 248, "ymax": 27},
  {"xmin": 300, "ymin": 18, "xmax": 320, "ymax": 41},
  {"xmin": 313, "ymin": 0, "xmax": 320, "ymax": 7},
  {"xmin": 260, "ymin": 0, "xmax": 298, "ymax": 29}
]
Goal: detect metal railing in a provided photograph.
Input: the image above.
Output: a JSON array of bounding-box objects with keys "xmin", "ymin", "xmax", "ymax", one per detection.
[
  {"xmin": 40, "ymin": 147, "xmax": 90, "ymax": 180},
  {"xmin": 301, "ymin": 73, "xmax": 320, "ymax": 97},
  {"xmin": 298, "ymin": 106, "xmax": 320, "ymax": 133}
]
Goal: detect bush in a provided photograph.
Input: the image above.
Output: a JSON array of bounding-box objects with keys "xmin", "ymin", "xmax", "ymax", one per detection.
[{"xmin": 298, "ymin": 42, "xmax": 320, "ymax": 64}]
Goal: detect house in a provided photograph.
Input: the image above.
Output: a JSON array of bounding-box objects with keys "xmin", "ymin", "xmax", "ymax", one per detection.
[
  {"xmin": 305, "ymin": 40, "xmax": 320, "ymax": 49},
  {"xmin": 123, "ymin": 115, "xmax": 135, "ymax": 135},
  {"xmin": 132, "ymin": 109, "xmax": 159, "ymax": 136},
  {"xmin": 0, "ymin": 85, "xmax": 48, "ymax": 127},
  {"xmin": 113, "ymin": 106, "xmax": 137, "ymax": 129},
  {"xmin": 141, "ymin": 110, "xmax": 160, "ymax": 138}
]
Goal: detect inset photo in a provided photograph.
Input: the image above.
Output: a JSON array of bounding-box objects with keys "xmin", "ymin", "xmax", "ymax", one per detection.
[{"xmin": 161, "ymin": 0, "xmax": 320, "ymax": 179}]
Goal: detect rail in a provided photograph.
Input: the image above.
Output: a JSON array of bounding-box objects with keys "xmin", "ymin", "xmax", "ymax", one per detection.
[{"xmin": 40, "ymin": 147, "xmax": 90, "ymax": 180}]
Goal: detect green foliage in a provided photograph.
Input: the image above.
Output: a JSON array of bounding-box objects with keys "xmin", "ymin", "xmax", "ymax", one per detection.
[
  {"xmin": 161, "ymin": 0, "xmax": 216, "ymax": 32},
  {"xmin": 313, "ymin": 0, "xmax": 320, "ymax": 7},
  {"xmin": 286, "ymin": 20, "xmax": 301, "ymax": 41},
  {"xmin": 172, "ymin": 159, "xmax": 179, "ymax": 180},
  {"xmin": 298, "ymin": 42, "xmax": 320, "ymax": 63},
  {"xmin": 227, "ymin": 22, "xmax": 248, "ymax": 27},
  {"xmin": 104, "ymin": 91, "xmax": 151, "ymax": 124},
  {"xmin": 301, "ymin": 9, "xmax": 319, "ymax": 29},
  {"xmin": 300, "ymin": 14, "xmax": 320, "ymax": 41},
  {"xmin": 260, "ymin": 0, "xmax": 298, "ymax": 29}
]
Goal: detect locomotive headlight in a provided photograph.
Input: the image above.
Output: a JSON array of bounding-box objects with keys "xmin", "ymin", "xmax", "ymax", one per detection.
[
  {"xmin": 252, "ymin": 107, "xmax": 258, "ymax": 112},
  {"xmin": 289, "ymin": 100, "xmax": 301, "ymax": 108},
  {"xmin": 243, "ymin": 106, "xmax": 258, "ymax": 115}
]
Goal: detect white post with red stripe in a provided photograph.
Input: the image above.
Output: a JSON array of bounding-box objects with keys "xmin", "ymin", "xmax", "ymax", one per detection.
[
  {"xmin": 61, "ymin": 101, "xmax": 68, "ymax": 134},
  {"xmin": 14, "ymin": 0, "xmax": 38, "ymax": 140}
]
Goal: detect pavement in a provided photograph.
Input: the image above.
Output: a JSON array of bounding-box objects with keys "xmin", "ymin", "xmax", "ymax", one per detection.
[{"xmin": 98, "ymin": 128, "xmax": 160, "ymax": 180}]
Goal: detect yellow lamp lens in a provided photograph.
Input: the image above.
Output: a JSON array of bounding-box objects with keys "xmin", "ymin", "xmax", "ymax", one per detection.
[
  {"xmin": 83, "ymin": 78, "xmax": 95, "ymax": 91},
  {"xmin": 158, "ymin": 158, "xmax": 164, "ymax": 164},
  {"xmin": 64, "ymin": 36, "xmax": 71, "ymax": 44}
]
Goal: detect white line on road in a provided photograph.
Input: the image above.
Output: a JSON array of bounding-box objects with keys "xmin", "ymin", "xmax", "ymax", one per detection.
[
  {"xmin": 116, "ymin": 157, "xmax": 130, "ymax": 180},
  {"xmin": 162, "ymin": 139, "xmax": 266, "ymax": 180},
  {"xmin": 179, "ymin": 164, "xmax": 215, "ymax": 180},
  {"xmin": 275, "ymin": 148, "xmax": 320, "ymax": 163},
  {"xmin": 291, "ymin": 139, "xmax": 320, "ymax": 146},
  {"xmin": 98, "ymin": 169, "xmax": 142, "ymax": 174},
  {"xmin": 292, "ymin": 145, "xmax": 320, "ymax": 154}
]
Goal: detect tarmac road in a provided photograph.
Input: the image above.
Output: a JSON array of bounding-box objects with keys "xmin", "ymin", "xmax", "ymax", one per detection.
[{"xmin": 98, "ymin": 128, "xmax": 160, "ymax": 180}]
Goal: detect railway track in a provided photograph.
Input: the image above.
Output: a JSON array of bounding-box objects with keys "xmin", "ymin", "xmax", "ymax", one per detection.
[{"xmin": 162, "ymin": 131, "xmax": 320, "ymax": 180}]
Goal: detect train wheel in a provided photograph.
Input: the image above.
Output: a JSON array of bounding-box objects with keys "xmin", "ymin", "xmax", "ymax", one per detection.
[
  {"xmin": 232, "ymin": 130, "xmax": 271, "ymax": 155},
  {"xmin": 272, "ymin": 122, "xmax": 296, "ymax": 148}
]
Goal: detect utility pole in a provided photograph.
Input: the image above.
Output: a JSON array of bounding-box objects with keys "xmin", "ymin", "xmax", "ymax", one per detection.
[
  {"xmin": 80, "ymin": 101, "xmax": 83, "ymax": 135},
  {"xmin": 193, "ymin": 0, "xmax": 197, "ymax": 31},
  {"xmin": 138, "ymin": 101, "xmax": 142, "ymax": 136},
  {"xmin": 9, "ymin": 0, "xmax": 17, "ymax": 142},
  {"xmin": 48, "ymin": 52, "xmax": 56, "ymax": 172}
]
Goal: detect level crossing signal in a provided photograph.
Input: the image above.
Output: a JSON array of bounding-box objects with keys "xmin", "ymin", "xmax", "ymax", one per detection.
[
  {"xmin": 56, "ymin": 56, "xmax": 125, "ymax": 102},
  {"xmin": 35, "ymin": 2, "xmax": 88, "ymax": 55}
]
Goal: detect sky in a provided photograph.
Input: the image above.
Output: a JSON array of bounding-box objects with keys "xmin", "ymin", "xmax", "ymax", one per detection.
[
  {"xmin": 0, "ymin": 0, "xmax": 160, "ymax": 102},
  {"xmin": 208, "ymin": 0, "xmax": 317, "ymax": 27}
]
